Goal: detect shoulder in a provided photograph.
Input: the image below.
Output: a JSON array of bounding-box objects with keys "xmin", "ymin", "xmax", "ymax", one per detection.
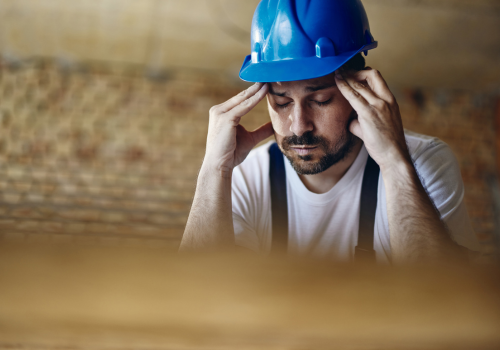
[
  {"xmin": 404, "ymin": 129, "xmax": 463, "ymax": 215},
  {"xmin": 405, "ymin": 129, "xmax": 460, "ymax": 178},
  {"xmin": 233, "ymin": 141, "xmax": 273, "ymax": 182},
  {"xmin": 405, "ymin": 129, "xmax": 449, "ymax": 158},
  {"xmin": 232, "ymin": 141, "xmax": 274, "ymax": 196}
]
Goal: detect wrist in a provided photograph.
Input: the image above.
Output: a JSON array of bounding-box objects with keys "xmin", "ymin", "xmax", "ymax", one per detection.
[
  {"xmin": 379, "ymin": 155, "xmax": 415, "ymax": 184},
  {"xmin": 195, "ymin": 160, "xmax": 233, "ymax": 204},
  {"xmin": 199, "ymin": 159, "xmax": 233, "ymax": 181},
  {"xmin": 378, "ymin": 146, "xmax": 413, "ymax": 175}
]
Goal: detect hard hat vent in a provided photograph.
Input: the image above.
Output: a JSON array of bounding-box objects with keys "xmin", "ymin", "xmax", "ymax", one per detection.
[
  {"xmin": 315, "ymin": 37, "xmax": 336, "ymax": 58},
  {"xmin": 251, "ymin": 42, "xmax": 262, "ymax": 63}
]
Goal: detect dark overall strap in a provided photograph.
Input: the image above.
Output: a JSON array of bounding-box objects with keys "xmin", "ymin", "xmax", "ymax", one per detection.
[
  {"xmin": 269, "ymin": 142, "xmax": 379, "ymax": 261},
  {"xmin": 355, "ymin": 155, "xmax": 380, "ymax": 262},
  {"xmin": 269, "ymin": 142, "xmax": 288, "ymax": 253}
]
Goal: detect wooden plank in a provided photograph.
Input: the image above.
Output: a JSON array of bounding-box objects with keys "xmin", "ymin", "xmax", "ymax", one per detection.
[{"xmin": 0, "ymin": 242, "xmax": 499, "ymax": 349}]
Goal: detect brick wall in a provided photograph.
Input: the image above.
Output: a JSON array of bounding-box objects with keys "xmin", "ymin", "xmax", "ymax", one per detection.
[{"xmin": 0, "ymin": 59, "xmax": 497, "ymax": 256}]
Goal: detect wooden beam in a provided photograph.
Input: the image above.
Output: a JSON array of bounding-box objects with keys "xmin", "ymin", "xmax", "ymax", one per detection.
[{"xmin": 0, "ymin": 242, "xmax": 499, "ymax": 349}]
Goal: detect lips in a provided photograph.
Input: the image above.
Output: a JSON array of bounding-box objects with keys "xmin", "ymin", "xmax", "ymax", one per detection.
[{"xmin": 290, "ymin": 146, "xmax": 318, "ymax": 156}]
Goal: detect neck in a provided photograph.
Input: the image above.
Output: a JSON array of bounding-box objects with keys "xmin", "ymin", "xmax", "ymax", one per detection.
[{"xmin": 298, "ymin": 139, "xmax": 363, "ymax": 194}]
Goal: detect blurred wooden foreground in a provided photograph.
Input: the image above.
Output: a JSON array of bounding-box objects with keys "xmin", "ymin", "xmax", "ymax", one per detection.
[{"xmin": 0, "ymin": 242, "xmax": 499, "ymax": 350}]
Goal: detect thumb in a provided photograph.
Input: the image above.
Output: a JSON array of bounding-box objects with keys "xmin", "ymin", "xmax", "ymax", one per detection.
[
  {"xmin": 349, "ymin": 119, "xmax": 363, "ymax": 140},
  {"xmin": 250, "ymin": 122, "xmax": 274, "ymax": 145}
]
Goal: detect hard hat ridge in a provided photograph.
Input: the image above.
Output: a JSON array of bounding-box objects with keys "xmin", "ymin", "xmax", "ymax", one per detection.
[
  {"xmin": 239, "ymin": 0, "xmax": 378, "ymax": 83},
  {"xmin": 260, "ymin": 0, "xmax": 315, "ymax": 62}
]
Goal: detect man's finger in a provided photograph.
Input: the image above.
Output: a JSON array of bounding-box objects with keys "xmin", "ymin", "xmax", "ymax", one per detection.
[
  {"xmin": 334, "ymin": 71, "xmax": 371, "ymax": 114},
  {"xmin": 349, "ymin": 119, "xmax": 363, "ymax": 140},
  {"xmin": 219, "ymin": 83, "xmax": 265, "ymax": 113},
  {"xmin": 349, "ymin": 68, "xmax": 394, "ymax": 103},
  {"xmin": 250, "ymin": 122, "xmax": 274, "ymax": 144},
  {"xmin": 342, "ymin": 73, "xmax": 381, "ymax": 106},
  {"xmin": 228, "ymin": 83, "xmax": 269, "ymax": 118}
]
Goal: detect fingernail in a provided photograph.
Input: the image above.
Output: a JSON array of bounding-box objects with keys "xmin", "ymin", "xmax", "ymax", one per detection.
[{"xmin": 335, "ymin": 71, "xmax": 343, "ymax": 79}]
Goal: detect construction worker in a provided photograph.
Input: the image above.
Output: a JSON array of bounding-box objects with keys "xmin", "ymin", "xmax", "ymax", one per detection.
[{"xmin": 180, "ymin": 0, "xmax": 480, "ymax": 263}]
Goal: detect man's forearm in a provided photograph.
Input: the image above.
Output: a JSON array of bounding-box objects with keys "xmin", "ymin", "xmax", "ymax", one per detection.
[
  {"xmin": 334, "ymin": 69, "xmax": 466, "ymax": 264},
  {"xmin": 179, "ymin": 164, "xmax": 234, "ymax": 251},
  {"xmin": 382, "ymin": 159, "xmax": 463, "ymax": 264},
  {"xmin": 179, "ymin": 82, "xmax": 271, "ymax": 252}
]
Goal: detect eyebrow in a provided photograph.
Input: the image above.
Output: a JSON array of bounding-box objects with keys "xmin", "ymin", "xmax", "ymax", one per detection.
[
  {"xmin": 269, "ymin": 82, "xmax": 337, "ymax": 96},
  {"xmin": 268, "ymin": 88, "xmax": 288, "ymax": 97},
  {"xmin": 305, "ymin": 82, "xmax": 337, "ymax": 92}
]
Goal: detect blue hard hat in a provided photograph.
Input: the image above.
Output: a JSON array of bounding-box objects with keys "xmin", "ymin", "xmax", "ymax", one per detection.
[{"xmin": 239, "ymin": 0, "xmax": 377, "ymax": 82}]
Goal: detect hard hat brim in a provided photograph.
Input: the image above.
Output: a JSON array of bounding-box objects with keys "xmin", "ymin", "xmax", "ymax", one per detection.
[{"xmin": 239, "ymin": 42, "xmax": 377, "ymax": 83}]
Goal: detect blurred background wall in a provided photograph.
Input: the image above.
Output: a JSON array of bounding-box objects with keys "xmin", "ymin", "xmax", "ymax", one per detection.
[{"xmin": 0, "ymin": 0, "xmax": 499, "ymax": 258}]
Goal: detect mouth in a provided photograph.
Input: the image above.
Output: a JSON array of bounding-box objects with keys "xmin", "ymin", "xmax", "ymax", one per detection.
[{"xmin": 290, "ymin": 146, "xmax": 318, "ymax": 156}]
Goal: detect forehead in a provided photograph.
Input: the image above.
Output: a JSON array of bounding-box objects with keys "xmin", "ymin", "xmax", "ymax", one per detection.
[{"xmin": 269, "ymin": 72, "xmax": 337, "ymax": 94}]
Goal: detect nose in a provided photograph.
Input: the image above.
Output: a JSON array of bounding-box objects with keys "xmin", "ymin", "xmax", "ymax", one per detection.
[{"xmin": 289, "ymin": 103, "xmax": 313, "ymax": 136}]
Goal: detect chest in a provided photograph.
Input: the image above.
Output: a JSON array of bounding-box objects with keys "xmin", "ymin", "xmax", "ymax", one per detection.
[{"xmin": 286, "ymin": 183, "xmax": 363, "ymax": 259}]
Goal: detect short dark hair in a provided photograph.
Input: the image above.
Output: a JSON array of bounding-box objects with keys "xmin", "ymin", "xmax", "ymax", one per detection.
[{"xmin": 341, "ymin": 53, "xmax": 366, "ymax": 72}]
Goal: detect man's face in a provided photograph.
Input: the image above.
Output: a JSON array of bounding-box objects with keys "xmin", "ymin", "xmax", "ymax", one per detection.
[{"xmin": 267, "ymin": 72, "xmax": 359, "ymax": 175}]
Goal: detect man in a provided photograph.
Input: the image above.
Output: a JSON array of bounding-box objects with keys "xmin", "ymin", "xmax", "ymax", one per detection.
[{"xmin": 180, "ymin": 0, "xmax": 480, "ymax": 263}]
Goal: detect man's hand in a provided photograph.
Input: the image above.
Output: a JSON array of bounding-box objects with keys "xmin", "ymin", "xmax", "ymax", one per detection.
[
  {"xmin": 334, "ymin": 68, "xmax": 410, "ymax": 172},
  {"xmin": 205, "ymin": 82, "xmax": 273, "ymax": 177},
  {"xmin": 180, "ymin": 83, "xmax": 272, "ymax": 251},
  {"xmin": 335, "ymin": 67, "xmax": 466, "ymax": 264}
]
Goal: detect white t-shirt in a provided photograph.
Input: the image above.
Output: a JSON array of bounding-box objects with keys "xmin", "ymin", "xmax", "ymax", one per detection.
[{"xmin": 231, "ymin": 130, "xmax": 480, "ymax": 263}]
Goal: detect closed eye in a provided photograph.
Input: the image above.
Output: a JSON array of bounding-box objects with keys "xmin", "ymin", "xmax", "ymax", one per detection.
[
  {"xmin": 314, "ymin": 98, "xmax": 332, "ymax": 106},
  {"xmin": 276, "ymin": 102, "xmax": 291, "ymax": 109}
]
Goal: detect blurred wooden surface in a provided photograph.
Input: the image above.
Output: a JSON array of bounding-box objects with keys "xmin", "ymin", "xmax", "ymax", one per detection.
[{"xmin": 0, "ymin": 242, "xmax": 499, "ymax": 350}]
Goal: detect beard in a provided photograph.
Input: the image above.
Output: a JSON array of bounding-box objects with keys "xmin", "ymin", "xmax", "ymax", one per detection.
[{"xmin": 278, "ymin": 110, "xmax": 359, "ymax": 175}]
